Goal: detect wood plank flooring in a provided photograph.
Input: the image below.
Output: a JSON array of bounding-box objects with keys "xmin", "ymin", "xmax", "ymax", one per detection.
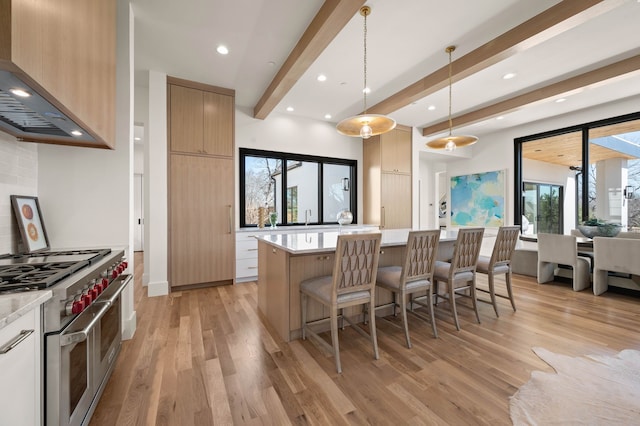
[{"xmin": 90, "ymin": 252, "xmax": 640, "ymax": 425}]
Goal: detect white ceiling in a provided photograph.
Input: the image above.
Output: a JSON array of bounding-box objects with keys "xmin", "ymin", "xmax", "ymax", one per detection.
[{"xmin": 131, "ymin": 0, "xmax": 640, "ymax": 146}]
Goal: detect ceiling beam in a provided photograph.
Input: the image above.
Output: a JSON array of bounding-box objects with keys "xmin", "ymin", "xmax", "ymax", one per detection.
[
  {"xmin": 421, "ymin": 54, "xmax": 640, "ymax": 137},
  {"xmin": 253, "ymin": 0, "xmax": 366, "ymax": 120},
  {"xmin": 367, "ymin": 0, "xmax": 624, "ymax": 116}
]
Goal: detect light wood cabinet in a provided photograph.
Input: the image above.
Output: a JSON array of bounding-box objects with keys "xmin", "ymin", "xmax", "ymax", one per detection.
[
  {"xmin": 381, "ymin": 173, "xmax": 412, "ymax": 229},
  {"xmin": 168, "ymin": 77, "xmax": 234, "ymax": 157},
  {"xmin": 380, "ymin": 127, "xmax": 412, "ymax": 174},
  {"xmin": 168, "ymin": 77, "xmax": 235, "ymax": 289},
  {"xmin": 0, "ymin": 0, "xmax": 116, "ymax": 148},
  {"xmin": 170, "ymin": 155, "xmax": 234, "ymax": 287},
  {"xmin": 363, "ymin": 125, "xmax": 412, "ymax": 229}
]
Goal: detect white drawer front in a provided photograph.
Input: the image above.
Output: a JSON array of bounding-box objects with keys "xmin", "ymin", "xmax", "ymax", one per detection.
[
  {"xmin": 236, "ymin": 239, "xmax": 258, "ymax": 259},
  {"xmin": 236, "ymin": 258, "xmax": 258, "ymax": 279}
]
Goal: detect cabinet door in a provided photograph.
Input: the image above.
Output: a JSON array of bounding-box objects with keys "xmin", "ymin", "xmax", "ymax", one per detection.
[
  {"xmin": 169, "ymin": 85, "xmax": 204, "ymax": 154},
  {"xmin": 170, "ymin": 155, "xmax": 234, "ymax": 287},
  {"xmin": 381, "ymin": 173, "xmax": 412, "ymax": 229},
  {"xmin": 0, "ymin": 309, "xmax": 40, "ymax": 426},
  {"xmin": 380, "ymin": 128, "xmax": 411, "ymax": 174},
  {"xmin": 203, "ymin": 91, "xmax": 234, "ymax": 157}
]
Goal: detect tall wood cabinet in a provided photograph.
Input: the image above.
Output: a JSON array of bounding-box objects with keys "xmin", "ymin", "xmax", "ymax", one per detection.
[
  {"xmin": 363, "ymin": 125, "xmax": 412, "ymax": 229},
  {"xmin": 168, "ymin": 77, "xmax": 235, "ymax": 289}
]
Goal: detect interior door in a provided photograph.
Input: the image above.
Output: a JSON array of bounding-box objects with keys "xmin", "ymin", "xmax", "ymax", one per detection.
[{"xmin": 133, "ymin": 174, "xmax": 144, "ymax": 251}]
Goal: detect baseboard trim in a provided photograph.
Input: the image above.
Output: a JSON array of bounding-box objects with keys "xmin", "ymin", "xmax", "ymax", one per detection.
[{"xmin": 147, "ymin": 280, "xmax": 169, "ymax": 297}]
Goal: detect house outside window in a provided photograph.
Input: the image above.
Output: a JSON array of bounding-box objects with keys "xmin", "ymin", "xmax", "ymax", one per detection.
[{"xmin": 239, "ymin": 148, "xmax": 357, "ymax": 227}]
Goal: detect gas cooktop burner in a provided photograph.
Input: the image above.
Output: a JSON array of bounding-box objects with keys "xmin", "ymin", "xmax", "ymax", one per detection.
[
  {"xmin": 0, "ymin": 248, "xmax": 113, "ymax": 293},
  {"xmin": 0, "ymin": 261, "xmax": 88, "ymax": 290}
]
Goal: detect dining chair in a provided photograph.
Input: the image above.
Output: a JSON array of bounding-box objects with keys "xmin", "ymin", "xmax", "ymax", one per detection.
[
  {"xmin": 537, "ymin": 233, "xmax": 590, "ymax": 291},
  {"xmin": 375, "ymin": 229, "xmax": 440, "ymax": 348},
  {"xmin": 433, "ymin": 227, "xmax": 485, "ymax": 331},
  {"xmin": 300, "ymin": 233, "xmax": 382, "ymax": 374},
  {"xmin": 475, "ymin": 226, "xmax": 520, "ymax": 317}
]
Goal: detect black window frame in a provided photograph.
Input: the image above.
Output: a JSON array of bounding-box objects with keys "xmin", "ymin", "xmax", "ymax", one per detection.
[
  {"xmin": 239, "ymin": 148, "xmax": 357, "ymax": 228},
  {"xmin": 514, "ymin": 111, "xmax": 640, "ymax": 231}
]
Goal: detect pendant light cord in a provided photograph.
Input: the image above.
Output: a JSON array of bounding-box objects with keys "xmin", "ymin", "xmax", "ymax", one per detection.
[
  {"xmin": 363, "ymin": 9, "xmax": 368, "ymax": 114},
  {"xmin": 447, "ymin": 47, "xmax": 453, "ymax": 137}
]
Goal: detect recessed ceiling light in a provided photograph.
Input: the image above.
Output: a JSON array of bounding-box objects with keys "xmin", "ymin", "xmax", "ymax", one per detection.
[
  {"xmin": 502, "ymin": 72, "xmax": 517, "ymax": 80},
  {"xmin": 427, "ymin": 105, "xmax": 436, "ymax": 111},
  {"xmin": 363, "ymin": 87, "xmax": 371, "ymax": 94},
  {"xmin": 216, "ymin": 45, "xmax": 229, "ymax": 55},
  {"xmin": 317, "ymin": 74, "xmax": 327, "ymax": 82},
  {"xmin": 286, "ymin": 106, "xmax": 294, "ymax": 112},
  {"xmin": 70, "ymin": 130, "xmax": 83, "ymax": 136},
  {"xmin": 10, "ymin": 88, "xmax": 31, "ymax": 97},
  {"xmin": 267, "ymin": 61, "xmax": 276, "ymax": 66},
  {"xmin": 134, "ymin": 137, "xmax": 141, "ymax": 141},
  {"xmin": 496, "ymin": 116, "xmax": 505, "ymax": 120},
  {"xmin": 555, "ymin": 98, "xmax": 567, "ymax": 103},
  {"xmin": 324, "ymin": 114, "xmax": 332, "ymax": 119}
]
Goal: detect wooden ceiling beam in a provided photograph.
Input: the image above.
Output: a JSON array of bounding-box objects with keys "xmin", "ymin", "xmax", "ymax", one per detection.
[
  {"xmin": 253, "ymin": 0, "xmax": 366, "ymax": 120},
  {"xmin": 367, "ymin": 0, "xmax": 624, "ymax": 116},
  {"xmin": 421, "ymin": 54, "xmax": 640, "ymax": 137}
]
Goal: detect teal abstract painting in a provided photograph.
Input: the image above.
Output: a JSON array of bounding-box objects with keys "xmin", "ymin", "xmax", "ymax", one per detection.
[{"xmin": 450, "ymin": 170, "xmax": 505, "ymax": 226}]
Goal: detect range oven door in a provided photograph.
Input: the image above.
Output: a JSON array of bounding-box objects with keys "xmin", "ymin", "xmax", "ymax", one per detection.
[
  {"xmin": 47, "ymin": 302, "xmax": 109, "ymax": 426},
  {"xmin": 93, "ymin": 274, "xmax": 131, "ymax": 394}
]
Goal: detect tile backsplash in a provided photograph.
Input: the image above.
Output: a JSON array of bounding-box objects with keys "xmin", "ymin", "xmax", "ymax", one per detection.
[{"xmin": 0, "ymin": 135, "xmax": 38, "ymax": 254}]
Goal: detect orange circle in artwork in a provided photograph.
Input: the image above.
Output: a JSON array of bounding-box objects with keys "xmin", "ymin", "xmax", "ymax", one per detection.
[
  {"xmin": 27, "ymin": 223, "xmax": 38, "ymax": 241},
  {"xmin": 22, "ymin": 204, "xmax": 34, "ymax": 220}
]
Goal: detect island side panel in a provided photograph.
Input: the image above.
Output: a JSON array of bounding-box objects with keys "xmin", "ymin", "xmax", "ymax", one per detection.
[{"xmin": 257, "ymin": 240, "xmax": 290, "ymax": 342}]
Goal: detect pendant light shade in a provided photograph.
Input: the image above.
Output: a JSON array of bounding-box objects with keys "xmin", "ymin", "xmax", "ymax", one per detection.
[
  {"xmin": 336, "ymin": 6, "xmax": 396, "ymax": 139},
  {"xmin": 426, "ymin": 46, "xmax": 477, "ymax": 150}
]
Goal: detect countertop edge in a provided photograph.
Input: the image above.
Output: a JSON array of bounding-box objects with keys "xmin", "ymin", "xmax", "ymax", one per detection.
[{"xmin": 0, "ymin": 290, "xmax": 52, "ymax": 331}]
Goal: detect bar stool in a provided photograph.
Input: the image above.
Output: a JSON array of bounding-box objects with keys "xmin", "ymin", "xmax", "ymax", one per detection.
[
  {"xmin": 375, "ymin": 230, "xmax": 440, "ymax": 348},
  {"xmin": 300, "ymin": 233, "xmax": 382, "ymax": 374},
  {"xmin": 433, "ymin": 227, "xmax": 485, "ymax": 330},
  {"xmin": 476, "ymin": 226, "xmax": 520, "ymax": 317}
]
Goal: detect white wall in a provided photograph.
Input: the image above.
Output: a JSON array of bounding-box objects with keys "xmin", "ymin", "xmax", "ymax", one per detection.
[
  {"xmin": 414, "ymin": 95, "xmax": 640, "ymax": 229},
  {"xmin": 37, "ymin": 0, "xmax": 136, "ymax": 338},
  {"xmin": 0, "ymin": 136, "xmax": 38, "ymax": 254},
  {"xmin": 143, "ymin": 71, "xmax": 168, "ymax": 296},
  {"xmin": 235, "ymin": 107, "xmax": 363, "ymax": 225}
]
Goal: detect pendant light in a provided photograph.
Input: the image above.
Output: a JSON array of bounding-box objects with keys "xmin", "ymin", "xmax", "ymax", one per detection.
[
  {"xmin": 426, "ymin": 46, "xmax": 477, "ymax": 151},
  {"xmin": 336, "ymin": 6, "xmax": 396, "ymax": 139}
]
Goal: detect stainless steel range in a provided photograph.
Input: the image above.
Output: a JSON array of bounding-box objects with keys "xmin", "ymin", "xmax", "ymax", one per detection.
[{"xmin": 0, "ymin": 248, "xmax": 131, "ymax": 426}]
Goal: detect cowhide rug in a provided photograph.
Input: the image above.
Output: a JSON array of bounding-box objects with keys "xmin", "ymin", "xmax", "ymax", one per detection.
[{"xmin": 510, "ymin": 347, "xmax": 640, "ymax": 425}]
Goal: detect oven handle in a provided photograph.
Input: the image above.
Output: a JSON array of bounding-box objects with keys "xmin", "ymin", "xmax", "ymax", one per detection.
[
  {"xmin": 59, "ymin": 274, "xmax": 132, "ymax": 347},
  {"xmin": 102, "ymin": 274, "xmax": 132, "ymax": 305},
  {"xmin": 59, "ymin": 303, "xmax": 110, "ymax": 347}
]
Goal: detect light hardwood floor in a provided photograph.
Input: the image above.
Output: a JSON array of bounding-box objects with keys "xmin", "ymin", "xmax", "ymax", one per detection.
[{"xmin": 90, "ymin": 252, "xmax": 640, "ymax": 425}]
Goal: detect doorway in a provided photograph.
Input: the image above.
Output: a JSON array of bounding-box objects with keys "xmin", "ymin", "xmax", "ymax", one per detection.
[{"xmin": 523, "ymin": 182, "xmax": 563, "ymax": 234}]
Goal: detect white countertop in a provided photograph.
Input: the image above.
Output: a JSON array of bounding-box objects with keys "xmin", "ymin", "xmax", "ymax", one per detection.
[
  {"xmin": 0, "ymin": 290, "xmax": 52, "ymax": 331},
  {"xmin": 257, "ymin": 228, "xmax": 462, "ymax": 254},
  {"xmin": 237, "ymin": 224, "xmax": 378, "ymax": 234}
]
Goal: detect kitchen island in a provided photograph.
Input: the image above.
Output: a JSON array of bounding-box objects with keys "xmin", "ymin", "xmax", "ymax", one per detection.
[{"xmin": 257, "ymin": 229, "xmax": 461, "ymax": 342}]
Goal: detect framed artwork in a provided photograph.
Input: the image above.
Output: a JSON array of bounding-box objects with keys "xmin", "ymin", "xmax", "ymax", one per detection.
[
  {"xmin": 450, "ymin": 170, "xmax": 505, "ymax": 227},
  {"xmin": 10, "ymin": 195, "xmax": 50, "ymax": 253}
]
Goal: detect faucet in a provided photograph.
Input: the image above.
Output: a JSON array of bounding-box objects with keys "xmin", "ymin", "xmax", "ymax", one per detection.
[{"xmin": 305, "ymin": 209, "xmax": 312, "ymax": 226}]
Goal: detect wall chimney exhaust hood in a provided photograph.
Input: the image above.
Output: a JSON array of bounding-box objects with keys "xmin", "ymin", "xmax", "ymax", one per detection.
[{"xmin": 0, "ymin": 71, "xmax": 97, "ymax": 144}]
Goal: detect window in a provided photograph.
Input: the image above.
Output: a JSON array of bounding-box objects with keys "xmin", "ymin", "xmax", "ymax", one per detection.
[
  {"xmin": 239, "ymin": 148, "xmax": 357, "ymax": 227},
  {"xmin": 515, "ymin": 112, "xmax": 640, "ymax": 233}
]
